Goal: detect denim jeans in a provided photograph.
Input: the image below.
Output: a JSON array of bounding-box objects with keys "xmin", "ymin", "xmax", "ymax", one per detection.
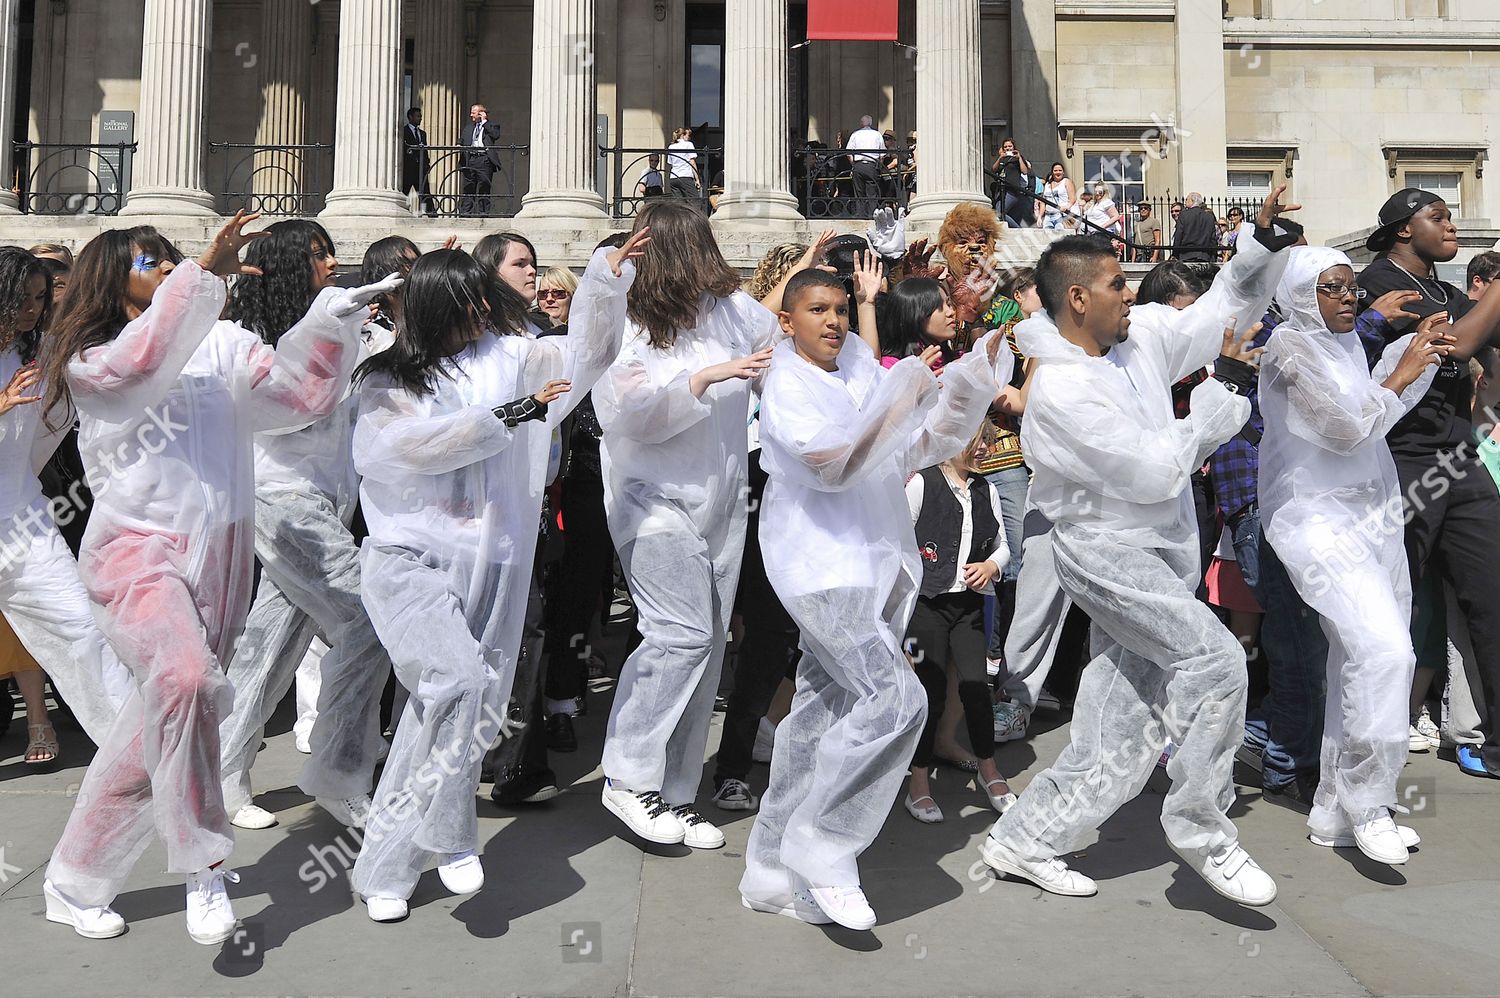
[
  {"xmin": 1233, "ymin": 506, "xmax": 1327, "ymax": 789},
  {"xmin": 982, "ymin": 465, "xmax": 1030, "ymax": 660}
]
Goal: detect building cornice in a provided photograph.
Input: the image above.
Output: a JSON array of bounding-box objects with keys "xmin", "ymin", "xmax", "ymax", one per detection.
[{"xmin": 1225, "ymin": 17, "xmax": 1500, "ymax": 48}]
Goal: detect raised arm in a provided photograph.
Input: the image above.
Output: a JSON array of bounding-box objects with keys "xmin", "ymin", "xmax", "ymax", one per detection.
[
  {"xmin": 67, "ymin": 261, "xmax": 225, "ymax": 422},
  {"xmin": 1262, "ymin": 333, "xmax": 1421, "ymax": 457},
  {"xmin": 352, "ymin": 380, "xmax": 516, "ymax": 483},
  {"xmin": 903, "ymin": 330, "xmax": 1013, "ymax": 474},
  {"xmin": 246, "ymin": 287, "xmax": 367, "ymax": 433}
]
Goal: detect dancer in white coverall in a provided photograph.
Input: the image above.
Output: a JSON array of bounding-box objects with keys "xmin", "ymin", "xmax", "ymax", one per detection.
[
  {"xmin": 740, "ymin": 269, "xmax": 1011, "ymax": 930},
  {"xmin": 1258, "ymin": 245, "xmax": 1449, "ymax": 865},
  {"xmin": 980, "ymin": 188, "xmax": 1301, "ymax": 908}
]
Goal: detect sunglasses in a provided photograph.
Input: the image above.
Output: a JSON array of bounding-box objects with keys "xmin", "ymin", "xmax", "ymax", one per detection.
[{"xmin": 537, "ymin": 288, "xmax": 571, "ymax": 301}]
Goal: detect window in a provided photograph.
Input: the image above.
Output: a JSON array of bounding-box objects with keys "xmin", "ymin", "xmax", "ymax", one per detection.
[
  {"xmin": 1404, "ymin": 171, "xmax": 1462, "ymax": 216},
  {"xmin": 1227, "ymin": 170, "xmax": 1273, "ymax": 202},
  {"xmin": 1082, "ymin": 151, "xmax": 1145, "ymax": 207}
]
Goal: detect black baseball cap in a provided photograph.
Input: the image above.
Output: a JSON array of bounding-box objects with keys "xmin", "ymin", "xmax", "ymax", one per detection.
[{"xmin": 1366, "ymin": 188, "xmax": 1446, "ymax": 252}]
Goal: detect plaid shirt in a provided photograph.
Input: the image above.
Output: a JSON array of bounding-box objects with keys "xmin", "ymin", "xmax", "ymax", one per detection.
[{"xmin": 1211, "ymin": 306, "xmax": 1393, "ymax": 519}]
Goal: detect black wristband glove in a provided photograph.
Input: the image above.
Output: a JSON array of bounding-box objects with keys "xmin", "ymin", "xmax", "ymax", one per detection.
[
  {"xmin": 1212, "ymin": 355, "xmax": 1258, "ymax": 395},
  {"xmin": 1252, "ymin": 216, "xmax": 1304, "ymax": 253},
  {"xmin": 492, "ymin": 396, "xmax": 548, "ymax": 428}
]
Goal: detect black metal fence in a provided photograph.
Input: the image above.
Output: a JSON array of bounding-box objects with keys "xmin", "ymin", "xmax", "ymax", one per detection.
[
  {"xmin": 793, "ymin": 145, "xmax": 914, "ymax": 219},
  {"xmin": 416, "ymin": 143, "xmax": 529, "ymax": 218},
  {"xmin": 207, "ymin": 142, "xmax": 334, "ymax": 216},
  {"xmin": 10, "ymin": 142, "xmax": 137, "ymax": 215},
  {"xmin": 601, "ymin": 145, "xmax": 720, "ymax": 219},
  {"xmin": 1011, "ymin": 181, "xmax": 1249, "ymax": 261}
]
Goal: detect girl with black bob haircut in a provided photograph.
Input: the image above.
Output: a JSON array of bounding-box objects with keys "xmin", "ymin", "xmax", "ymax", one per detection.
[
  {"xmin": 349, "ymin": 232, "xmax": 647, "ymax": 924},
  {"xmin": 215, "ymin": 220, "xmax": 404, "ymax": 835},
  {"xmin": 877, "ymin": 276, "xmax": 959, "ymax": 369},
  {"xmin": 360, "ymin": 235, "xmax": 421, "ymax": 342}
]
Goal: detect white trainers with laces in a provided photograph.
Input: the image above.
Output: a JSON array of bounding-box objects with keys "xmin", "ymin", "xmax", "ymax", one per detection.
[
  {"xmin": 602, "ymin": 782, "xmax": 685, "ymax": 844},
  {"xmin": 808, "ymin": 885, "xmax": 877, "ymax": 930},
  {"xmin": 1408, "ymin": 724, "xmax": 1432, "ymax": 752},
  {"xmin": 1414, "ymin": 706, "xmax": 1441, "ymax": 750},
  {"xmin": 438, "ymin": 850, "xmax": 485, "ymax": 894},
  {"xmin": 992, "ymin": 701, "xmax": 1028, "ymax": 743},
  {"xmin": 671, "ymin": 803, "xmax": 726, "ymax": 849},
  {"xmin": 316, "ymin": 794, "xmax": 371, "ymax": 829},
  {"xmin": 1310, "ymin": 807, "xmax": 1420, "ymax": 852},
  {"xmin": 1350, "ymin": 807, "xmax": 1410, "ymax": 865},
  {"xmin": 230, "ymin": 803, "xmax": 278, "ymax": 829},
  {"xmin": 980, "ymin": 836, "xmax": 1097, "ymax": 896},
  {"xmin": 711, "ymin": 778, "xmax": 759, "ymax": 812},
  {"xmin": 185, "ymin": 867, "xmax": 240, "ymax": 945},
  {"xmin": 44, "ymin": 879, "xmax": 125, "ymax": 939},
  {"xmin": 742, "ymin": 888, "xmax": 833, "ymax": 925},
  {"xmin": 1172, "ymin": 840, "xmax": 1277, "ymax": 907}
]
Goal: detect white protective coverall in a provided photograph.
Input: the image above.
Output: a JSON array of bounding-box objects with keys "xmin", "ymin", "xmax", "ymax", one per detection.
[
  {"xmin": 987, "ymin": 224, "xmax": 1289, "ymax": 864},
  {"xmin": 218, "ymin": 318, "xmax": 396, "ymax": 815},
  {"xmin": 0, "ymin": 349, "xmax": 131, "ymax": 743},
  {"xmin": 741, "ymin": 331, "xmax": 1011, "ymax": 897},
  {"xmin": 47, "ymin": 261, "xmax": 367, "ymax": 906},
  {"xmin": 1258, "ymin": 246, "xmax": 1435, "ymax": 839},
  {"xmin": 594, "ymin": 291, "xmax": 779, "ymax": 804},
  {"xmin": 349, "ymin": 249, "xmax": 631, "ymax": 901}
]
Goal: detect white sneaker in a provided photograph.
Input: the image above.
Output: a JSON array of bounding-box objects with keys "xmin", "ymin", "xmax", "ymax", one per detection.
[
  {"xmin": 1172, "ymin": 841, "xmax": 1277, "ymax": 907},
  {"xmin": 992, "ymin": 701, "xmax": 1028, "ymax": 743},
  {"xmin": 712, "ymin": 778, "xmax": 759, "ymax": 812},
  {"xmin": 230, "ymin": 803, "xmax": 278, "ymax": 829},
  {"xmin": 44, "ymin": 879, "xmax": 125, "ymax": 939},
  {"xmin": 808, "ymin": 885, "xmax": 877, "ymax": 930},
  {"xmin": 752, "ymin": 718, "xmax": 776, "ymax": 764},
  {"xmin": 985, "ymin": 657, "xmax": 1002, "ymax": 679},
  {"xmin": 294, "ymin": 729, "xmax": 313, "ymax": 754},
  {"xmin": 602, "ymin": 783, "xmax": 685, "ymax": 844},
  {"xmin": 1408, "ymin": 725, "xmax": 1432, "ymax": 752},
  {"xmin": 1309, "ymin": 809, "xmax": 1421, "ymax": 852},
  {"xmin": 1414, "ymin": 706, "xmax": 1441, "ymax": 750},
  {"xmin": 742, "ymin": 889, "xmax": 833, "ymax": 925},
  {"xmin": 185, "ymin": 867, "xmax": 240, "ymax": 945},
  {"xmin": 904, "ymin": 793, "xmax": 943, "ymax": 823},
  {"xmin": 364, "ymin": 895, "xmax": 409, "ymax": 922},
  {"xmin": 980, "ymin": 836, "xmax": 1097, "ymax": 896},
  {"xmin": 671, "ymin": 804, "xmax": 726, "ymax": 849},
  {"xmin": 316, "ymin": 794, "xmax": 371, "ymax": 829},
  {"xmin": 1035, "ymin": 687, "xmax": 1062, "ymax": 712},
  {"xmin": 437, "ymin": 851, "xmax": 485, "ymax": 894},
  {"xmin": 1351, "ymin": 807, "xmax": 1409, "ymax": 865}
]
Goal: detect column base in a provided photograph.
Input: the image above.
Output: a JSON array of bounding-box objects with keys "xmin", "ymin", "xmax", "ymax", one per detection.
[
  {"xmin": 320, "ymin": 188, "xmax": 413, "ymax": 219},
  {"xmin": 517, "ymin": 189, "xmax": 609, "ymax": 222},
  {"xmin": 713, "ymin": 188, "xmax": 804, "ymax": 223},
  {"xmin": 905, "ymin": 191, "xmax": 993, "ymax": 228},
  {"xmin": 120, "ymin": 186, "xmax": 219, "ymax": 217}
]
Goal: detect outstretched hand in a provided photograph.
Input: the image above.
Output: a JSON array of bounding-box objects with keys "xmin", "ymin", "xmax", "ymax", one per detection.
[
  {"xmin": 1220, "ymin": 322, "xmax": 1264, "ymax": 366},
  {"xmin": 198, "ymin": 210, "xmax": 270, "ymax": 278},
  {"xmin": 1255, "ymin": 184, "xmax": 1301, "ymax": 230},
  {"xmin": 330, "ymin": 273, "xmax": 406, "ymax": 319},
  {"xmin": 852, "ymin": 250, "xmax": 885, "ymax": 305},
  {"xmin": 0, "ymin": 362, "xmax": 42, "ymax": 416},
  {"xmin": 607, "ymin": 226, "xmax": 651, "ymax": 277},
  {"xmin": 867, "ymin": 207, "xmax": 907, "ymax": 259}
]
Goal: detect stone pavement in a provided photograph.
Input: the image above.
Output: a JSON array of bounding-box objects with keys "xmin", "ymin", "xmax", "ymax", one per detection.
[{"xmin": 1, "ymin": 691, "xmax": 1497, "ymax": 998}]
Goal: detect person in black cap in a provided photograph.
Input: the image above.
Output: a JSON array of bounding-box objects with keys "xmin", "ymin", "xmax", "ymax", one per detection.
[{"xmin": 1357, "ymin": 187, "xmax": 1500, "ymax": 779}]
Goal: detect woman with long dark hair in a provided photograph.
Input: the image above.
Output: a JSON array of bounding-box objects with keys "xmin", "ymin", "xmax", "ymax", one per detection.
[
  {"xmin": 594, "ymin": 199, "xmax": 781, "ymax": 850},
  {"xmin": 215, "ymin": 220, "xmax": 403, "ymax": 832},
  {"xmin": 877, "ymin": 276, "xmax": 957, "ymax": 369},
  {"xmin": 0, "ymin": 246, "xmax": 129, "ymax": 763},
  {"xmin": 40, "ymin": 213, "xmax": 390, "ymax": 943},
  {"xmin": 361, "ymin": 235, "xmax": 420, "ymax": 347},
  {"xmin": 351, "ymin": 233, "xmax": 645, "ymax": 923}
]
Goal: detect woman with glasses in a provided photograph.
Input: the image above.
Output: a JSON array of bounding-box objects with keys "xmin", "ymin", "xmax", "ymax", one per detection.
[
  {"xmin": 1222, "ymin": 207, "xmax": 1247, "ymax": 261},
  {"xmin": 537, "ymin": 267, "xmax": 578, "ymax": 329},
  {"xmin": 1259, "ymin": 246, "xmax": 1452, "ymax": 866}
]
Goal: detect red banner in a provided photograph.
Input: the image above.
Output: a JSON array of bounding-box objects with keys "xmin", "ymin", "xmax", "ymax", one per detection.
[{"xmin": 807, "ymin": 0, "xmax": 899, "ymax": 41}]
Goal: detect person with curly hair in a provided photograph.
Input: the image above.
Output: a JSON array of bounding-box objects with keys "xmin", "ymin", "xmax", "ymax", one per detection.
[
  {"xmin": 215, "ymin": 220, "xmax": 403, "ymax": 833},
  {"xmin": 745, "ymin": 243, "xmax": 808, "ymax": 303}
]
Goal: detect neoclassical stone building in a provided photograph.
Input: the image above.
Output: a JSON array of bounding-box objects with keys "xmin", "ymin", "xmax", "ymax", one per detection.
[{"xmin": 0, "ymin": 0, "xmax": 1496, "ymax": 268}]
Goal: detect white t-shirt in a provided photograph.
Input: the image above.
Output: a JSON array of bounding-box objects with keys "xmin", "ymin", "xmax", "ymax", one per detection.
[
  {"xmin": 905, "ymin": 470, "xmax": 1007, "ymax": 596},
  {"xmin": 1085, "ymin": 198, "xmax": 1117, "ymax": 233},
  {"xmin": 846, "ymin": 127, "xmax": 885, "ymax": 164},
  {"xmin": 668, "ymin": 140, "xmax": 697, "ymax": 179}
]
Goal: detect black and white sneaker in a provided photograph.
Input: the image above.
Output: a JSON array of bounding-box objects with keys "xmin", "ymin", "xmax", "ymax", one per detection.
[
  {"xmin": 602, "ymin": 783, "xmax": 685, "ymax": 844},
  {"xmin": 712, "ymin": 778, "xmax": 759, "ymax": 812},
  {"xmin": 671, "ymin": 803, "xmax": 726, "ymax": 849}
]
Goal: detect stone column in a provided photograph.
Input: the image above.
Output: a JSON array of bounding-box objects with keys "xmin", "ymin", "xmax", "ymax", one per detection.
[
  {"xmin": 251, "ymin": 0, "xmax": 312, "ymax": 207},
  {"xmin": 121, "ymin": 0, "xmax": 216, "ymax": 216},
  {"xmin": 0, "ymin": 0, "xmax": 18, "ymax": 213},
  {"xmin": 715, "ymin": 0, "xmax": 802, "ymax": 222},
  {"xmin": 321, "ymin": 0, "xmax": 408, "ymax": 218},
  {"xmin": 413, "ymin": 0, "xmax": 465, "ymax": 206},
  {"xmin": 1010, "ymin": 0, "xmax": 1060, "ymax": 169},
  {"xmin": 905, "ymin": 0, "xmax": 989, "ymax": 227},
  {"xmin": 518, "ymin": 0, "xmax": 606, "ymax": 221},
  {"xmin": 1175, "ymin": 0, "xmax": 1228, "ymax": 197}
]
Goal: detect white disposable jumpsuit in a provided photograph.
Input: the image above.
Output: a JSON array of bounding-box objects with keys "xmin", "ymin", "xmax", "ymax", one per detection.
[
  {"xmin": 46, "ymin": 261, "xmax": 367, "ymax": 906},
  {"xmin": 349, "ymin": 249, "xmax": 631, "ymax": 902},
  {"xmin": 741, "ymin": 331, "xmax": 1010, "ymax": 898},
  {"xmin": 988, "ymin": 223, "xmax": 1290, "ymax": 864},
  {"xmin": 218, "ymin": 318, "xmax": 396, "ymax": 815},
  {"xmin": 0, "ymin": 349, "xmax": 131, "ymax": 744},
  {"xmin": 594, "ymin": 291, "xmax": 779, "ymax": 805},
  {"xmin": 1258, "ymin": 246, "xmax": 1435, "ymax": 839}
]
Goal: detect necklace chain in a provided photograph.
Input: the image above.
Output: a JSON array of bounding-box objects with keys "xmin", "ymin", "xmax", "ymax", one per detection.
[{"xmin": 1389, "ymin": 258, "xmax": 1449, "ymax": 306}]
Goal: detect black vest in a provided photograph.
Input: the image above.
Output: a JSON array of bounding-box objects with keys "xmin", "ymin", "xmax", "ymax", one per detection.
[{"xmin": 914, "ymin": 466, "xmax": 998, "ymax": 598}]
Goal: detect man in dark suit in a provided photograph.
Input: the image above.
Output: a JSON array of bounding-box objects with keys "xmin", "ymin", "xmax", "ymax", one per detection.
[
  {"xmin": 401, "ymin": 107, "xmax": 436, "ymax": 216},
  {"xmin": 460, "ymin": 103, "xmax": 504, "ymax": 217},
  {"xmin": 1171, "ymin": 192, "xmax": 1219, "ymax": 263}
]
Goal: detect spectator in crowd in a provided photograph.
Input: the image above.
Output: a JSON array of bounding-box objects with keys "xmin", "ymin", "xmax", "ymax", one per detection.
[
  {"xmin": 1040, "ymin": 163, "xmax": 1075, "ymax": 231},
  {"xmin": 1133, "ymin": 201, "xmax": 1163, "ymax": 262},
  {"xmin": 667, "ymin": 127, "xmax": 702, "ymax": 203},
  {"xmin": 537, "ymin": 267, "xmax": 578, "ymax": 330},
  {"xmin": 1465, "ymin": 249, "xmax": 1500, "ymax": 299},
  {"xmin": 1173, "ymin": 192, "xmax": 1220, "ymax": 262},
  {"xmin": 36, "ymin": 255, "xmax": 69, "ymax": 307},
  {"xmin": 29, "ymin": 243, "xmax": 72, "ymax": 266},
  {"xmin": 990, "ymin": 138, "xmax": 1035, "ymax": 228},
  {"xmin": 846, "ymin": 115, "xmax": 885, "ymax": 218},
  {"xmin": 1082, "ymin": 182, "xmax": 1121, "ymax": 247},
  {"xmin": 400, "ymin": 107, "xmax": 435, "ymax": 216},
  {"xmin": 460, "ymin": 103, "xmax": 504, "ymax": 216},
  {"xmin": 1221, "ymin": 205, "xmax": 1247, "ymax": 260},
  {"xmin": 634, "ymin": 153, "xmax": 665, "ymax": 200}
]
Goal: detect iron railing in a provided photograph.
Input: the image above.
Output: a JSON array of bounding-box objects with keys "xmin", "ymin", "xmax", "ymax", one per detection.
[
  {"xmin": 10, "ymin": 142, "xmax": 136, "ymax": 215},
  {"xmin": 207, "ymin": 142, "xmax": 334, "ymax": 216},
  {"xmin": 1009, "ymin": 180, "xmax": 1247, "ymax": 261},
  {"xmin": 415, "ymin": 143, "xmax": 529, "ymax": 218},
  {"xmin": 601, "ymin": 145, "xmax": 720, "ymax": 219},
  {"xmin": 793, "ymin": 145, "xmax": 915, "ymax": 219}
]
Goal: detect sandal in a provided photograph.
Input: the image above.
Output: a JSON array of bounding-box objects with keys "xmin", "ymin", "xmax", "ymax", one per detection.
[
  {"xmin": 26, "ymin": 721, "xmax": 59, "ymax": 765},
  {"xmin": 984, "ymin": 777, "xmax": 1018, "ymax": 815}
]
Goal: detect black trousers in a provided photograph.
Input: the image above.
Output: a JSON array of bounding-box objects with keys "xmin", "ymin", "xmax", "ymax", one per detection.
[
  {"xmin": 907, "ymin": 590, "xmax": 994, "ymax": 767},
  {"xmin": 850, "ymin": 161, "xmax": 881, "ymax": 218},
  {"xmin": 490, "ymin": 554, "xmax": 551, "ymax": 781},
  {"xmin": 1398, "ymin": 449, "xmax": 1500, "ymax": 769},
  {"xmin": 460, "ymin": 157, "xmax": 494, "ymax": 216},
  {"xmin": 543, "ymin": 474, "xmax": 614, "ymax": 704}
]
